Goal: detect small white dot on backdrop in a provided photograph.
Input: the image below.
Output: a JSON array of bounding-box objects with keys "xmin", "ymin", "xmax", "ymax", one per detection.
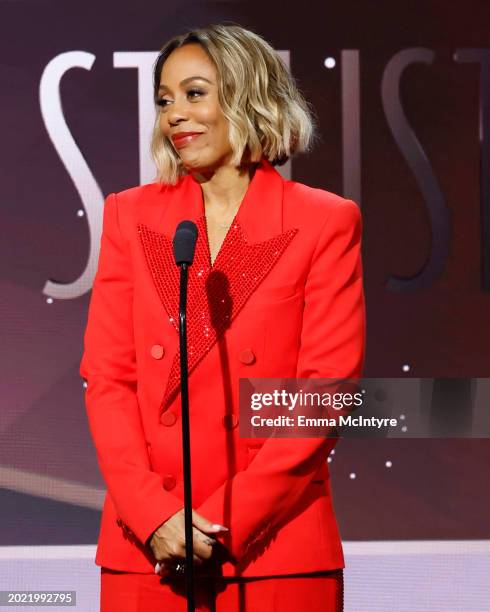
[
  {"xmin": 361, "ymin": 389, "xmax": 366, "ymax": 394},
  {"xmin": 77, "ymin": 209, "xmax": 85, "ymax": 217},
  {"xmin": 401, "ymin": 425, "xmax": 408, "ymax": 432},
  {"xmin": 327, "ymin": 457, "xmax": 332, "ymax": 463},
  {"xmin": 402, "ymin": 364, "xmax": 410, "ymax": 372},
  {"xmin": 349, "ymin": 472, "xmax": 356, "ymax": 480},
  {"xmin": 400, "ymin": 414, "xmax": 406, "ymax": 420},
  {"xmin": 46, "ymin": 297, "xmax": 53, "ymax": 304},
  {"xmin": 324, "ymin": 57, "xmax": 336, "ymax": 69},
  {"xmin": 385, "ymin": 460, "xmax": 392, "ymax": 468},
  {"xmin": 331, "ymin": 449, "xmax": 335, "ymax": 455}
]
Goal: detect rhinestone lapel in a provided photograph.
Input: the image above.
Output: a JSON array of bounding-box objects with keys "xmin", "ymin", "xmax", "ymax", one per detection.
[{"xmin": 137, "ymin": 215, "xmax": 298, "ymax": 413}]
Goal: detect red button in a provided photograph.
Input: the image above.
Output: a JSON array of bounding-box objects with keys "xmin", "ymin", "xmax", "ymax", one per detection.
[
  {"xmin": 222, "ymin": 414, "xmax": 238, "ymax": 429},
  {"xmin": 160, "ymin": 411, "xmax": 177, "ymax": 426},
  {"xmin": 239, "ymin": 348, "xmax": 255, "ymax": 364},
  {"xmin": 163, "ymin": 475, "xmax": 176, "ymax": 490},
  {"xmin": 151, "ymin": 344, "xmax": 165, "ymax": 359}
]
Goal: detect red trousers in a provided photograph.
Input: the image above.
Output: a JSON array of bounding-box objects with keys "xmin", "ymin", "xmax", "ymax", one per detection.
[{"xmin": 100, "ymin": 567, "xmax": 343, "ymax": 611}]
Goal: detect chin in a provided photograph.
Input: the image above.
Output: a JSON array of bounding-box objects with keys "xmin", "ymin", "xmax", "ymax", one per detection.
[{"xmin": 182, "ymin": 157, "xmax": 219, "ymax": 175}]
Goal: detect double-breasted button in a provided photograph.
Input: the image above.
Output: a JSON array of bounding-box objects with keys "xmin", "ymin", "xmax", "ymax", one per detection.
[
  {"xmin": 160, "ymin": 411, "xmax": 177, "ymax": 426},
  {"xmin": 222, "ymin": 414, "xmax": 238, "ymax": 430},
  {"xmin": 163, "ymin": 475, "xmax": 177, "ymax": 491},
  {"xmin": 151, "ymin": 344, "xmax": 165, "ymax": 359},
  {"xmin": 239, "ymin": 348, "xmax": 255, "ymax": 365}
]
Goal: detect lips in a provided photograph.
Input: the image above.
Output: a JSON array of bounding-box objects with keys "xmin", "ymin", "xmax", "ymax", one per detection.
[{"xmin": 171, "ymin": 132, "xmax": 203, "ymax": 146}]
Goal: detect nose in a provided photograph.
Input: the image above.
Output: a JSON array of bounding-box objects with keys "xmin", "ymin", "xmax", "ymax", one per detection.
[{"xmin": 166, "ymin": 98, "xmax": 189, "ymax": 127}]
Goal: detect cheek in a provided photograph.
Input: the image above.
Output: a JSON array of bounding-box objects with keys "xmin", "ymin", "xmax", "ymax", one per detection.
[
  {"xmin": 218, "ymin": 118, "xmax": 230, "ymax": 139},
  {"xmin": 195, "ymin": 105, "xmax": 217, "ymax": 126},
  {"xmin": 209, "ymin": 116, "xmax": 230, "ymax": 150},
  {"xmin": 158, "ymin": 113, "xmax": 168, "ymax": 134},
  {"xmin": 158, "ymin": 117, "xmax": 175, "ymax": 149},
  {"xmin": 198, "ymin": 102, "xmax": 228, "ymax": 132}
]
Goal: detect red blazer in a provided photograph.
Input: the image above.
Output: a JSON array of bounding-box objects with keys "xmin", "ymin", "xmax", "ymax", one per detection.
[{"xmin": 79, "ymin": 156, "xmax": 365, "ymax": 577}]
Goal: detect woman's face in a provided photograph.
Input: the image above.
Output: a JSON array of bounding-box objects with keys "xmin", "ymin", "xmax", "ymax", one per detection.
[{"xmin": 157, "ymin": 44, "xmax": 233, "ymax": 174}]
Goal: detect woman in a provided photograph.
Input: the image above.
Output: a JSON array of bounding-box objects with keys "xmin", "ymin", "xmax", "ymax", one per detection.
[{"xmin": 80, "ymin": 23, "xmax": 365, "ymax": 611}]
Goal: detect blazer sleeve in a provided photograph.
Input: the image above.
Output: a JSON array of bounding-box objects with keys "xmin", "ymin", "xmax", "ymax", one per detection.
[
  {"xmin": 196, "ymin": 198, "xmax": 366, "ymax": 563},
  {"xmin": 79, "ymin": 192, "xmax": 184, "ymax": 547}
]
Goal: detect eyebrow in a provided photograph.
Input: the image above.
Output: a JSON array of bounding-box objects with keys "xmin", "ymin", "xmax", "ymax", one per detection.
[{"xmin": 158, "ymin": 76, "xmax": 213, "ymax": 92}]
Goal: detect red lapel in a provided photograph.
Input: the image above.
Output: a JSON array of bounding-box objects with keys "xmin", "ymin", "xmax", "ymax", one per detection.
[{"xmin": 137, "ymin": 158, "xmax": 298, "ymax": 412}]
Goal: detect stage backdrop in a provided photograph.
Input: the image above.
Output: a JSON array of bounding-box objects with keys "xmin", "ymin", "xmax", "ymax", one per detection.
[{"xmin": 1, "ymin": 0, "xmax": 489, "ymax": 562}]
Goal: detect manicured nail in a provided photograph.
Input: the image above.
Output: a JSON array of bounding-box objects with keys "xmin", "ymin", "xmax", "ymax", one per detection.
[{"xmin": 212, "ymin": 524, "xmax": 229, "ymax": 532}]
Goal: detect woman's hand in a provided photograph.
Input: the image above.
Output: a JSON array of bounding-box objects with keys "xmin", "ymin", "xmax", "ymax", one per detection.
[{"xmin": 148, "ymin": 508, "xmax": 228, "ymax": 574}]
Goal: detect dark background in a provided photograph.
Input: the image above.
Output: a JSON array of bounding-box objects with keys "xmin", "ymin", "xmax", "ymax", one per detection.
[{"xmin": 1, "ymin": 0, "xmax": 489, "ymax": 545}]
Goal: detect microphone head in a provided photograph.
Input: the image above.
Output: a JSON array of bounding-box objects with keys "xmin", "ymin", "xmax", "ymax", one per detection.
[{"xmin": 173, "ymin": 220, "xmax": 198, "ymax": 266}]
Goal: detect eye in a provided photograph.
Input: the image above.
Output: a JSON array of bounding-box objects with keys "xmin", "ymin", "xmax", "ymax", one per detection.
[
  {"xmin": 156, "ymin": 88, "xmax": 205, "ymax": 109},
  {"xmin": 187, "ymin": 88, "xmax": 204, "ymax": 99}
]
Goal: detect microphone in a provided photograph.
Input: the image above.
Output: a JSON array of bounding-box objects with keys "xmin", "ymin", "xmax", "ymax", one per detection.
[
  {"xmin": 171, "ymin": 219, "xmax": 198, "ymax": 612},
  {"xmin": 173, "ymin": 220, "xmax": 198, "ymax": 266}
]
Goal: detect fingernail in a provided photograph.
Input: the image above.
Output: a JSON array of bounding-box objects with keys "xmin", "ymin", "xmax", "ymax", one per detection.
[
  {"xmin": 154, "ymin": 563, "xmax": 161, "ymax": 574},
  {"xmin": 212, "ymin": 524, "xmax": 229, "ymax": 532}
]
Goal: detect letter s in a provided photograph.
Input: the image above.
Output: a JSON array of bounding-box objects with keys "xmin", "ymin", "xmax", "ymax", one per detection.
[{"xmin": 40, "ymin": 51, "xmax": 104, "ymax": 299}]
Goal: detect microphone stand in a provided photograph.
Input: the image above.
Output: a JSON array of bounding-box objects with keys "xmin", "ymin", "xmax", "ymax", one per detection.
[{"xmin": 178, "ymin": 261, "xmax": 195, "ymax": 612}]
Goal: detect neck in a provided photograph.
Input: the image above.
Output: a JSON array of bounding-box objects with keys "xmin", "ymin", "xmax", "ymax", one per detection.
[{"xmin": 191, "ymin": 163, "xmax": 257, "ymax": 214}]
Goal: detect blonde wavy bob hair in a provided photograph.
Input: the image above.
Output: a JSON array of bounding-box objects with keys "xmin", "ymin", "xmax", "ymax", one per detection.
[{"xmin": 151, "ymin": 23, "xmax": 319, "ymax": 185}]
